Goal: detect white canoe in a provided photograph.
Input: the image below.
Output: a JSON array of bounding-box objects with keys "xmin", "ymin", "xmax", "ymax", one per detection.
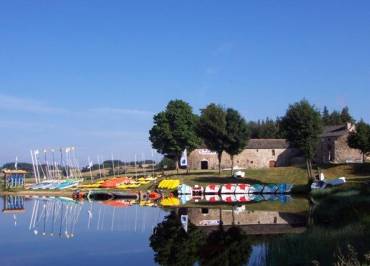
[
  {"xmin": 235, "ymin": 184, "xmax": 251, "ymax": 194},
  {"xmin": 204, "ymin": 184, "xmax": 221, "ymax": 194},
  {"xmin": 220, "ymin": 184, "xmax": 237, "ymax": 194}
]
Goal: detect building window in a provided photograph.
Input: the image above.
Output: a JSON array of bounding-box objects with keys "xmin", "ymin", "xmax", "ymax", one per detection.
[
  {"xmin": 256, "ymin": 149, "xmax": 259, "ymax": 152},
  {"xmin": 250, "ymin": 161, "xmax": 253, "ymax": 164},
  {"xmin": 272, "ymin": 149, "xmax": 275, "ymax": 156},
  {"xmin": 201, "ymin": 208, "xmax": 209, "ymax": 214}
]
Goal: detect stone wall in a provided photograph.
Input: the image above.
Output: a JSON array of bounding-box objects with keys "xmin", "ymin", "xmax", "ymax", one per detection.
[
  {"xmin": 316, "ymin": 134, "xmax": 363, "ymax": 164},
  {"xmin": 188, "ymin": 148, "xmax": 300, "ymax": 170},
  {"xmin": 187, "ymin": 208, "xmax": 305, "ymax": 226},
  {"xmin": 334, "ymin": 134, "xmax": 363, "ymax": 163}
]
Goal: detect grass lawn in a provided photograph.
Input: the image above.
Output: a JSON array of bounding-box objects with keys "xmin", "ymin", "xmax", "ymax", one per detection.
[{"xmin": 162, "ymin": 163, "xmax": 370, "ymax": 187}]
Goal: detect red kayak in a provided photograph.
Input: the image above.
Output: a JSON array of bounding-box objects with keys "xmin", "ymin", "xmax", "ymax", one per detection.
[{"xmin": 148, "ymin": 191, "xmax": 162, "ymax": 201}]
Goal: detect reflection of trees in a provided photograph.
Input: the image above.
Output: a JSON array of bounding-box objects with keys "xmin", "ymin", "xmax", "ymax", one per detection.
[
  {"xmin": 200, "ymin": 226, "xmax": 251, "ymax": 266},
  {"xmin": 150, "ymin": 211, "xmax": 251, "ymax": 266},
  {"xmin": 150, "ymin": 211, "xmax": 205, "ymax": 266}
]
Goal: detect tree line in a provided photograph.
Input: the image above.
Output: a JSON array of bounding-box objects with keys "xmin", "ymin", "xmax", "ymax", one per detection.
[
  {"xmin": 248, "ymin": 106, "xmax": 355, "ymax": 139},
  {"xmin": 149, "ymin": 99, "xmax": 370, "ymax": 182}
]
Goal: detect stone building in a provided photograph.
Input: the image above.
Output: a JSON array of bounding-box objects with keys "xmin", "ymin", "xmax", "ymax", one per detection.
[
  {"xmin": 316, "ymin": 123, "xmax": 363, "ymax": 164},
  {"xmin": 187, "ymin": 139, "xmax": 301, "ymax": 170},
  {"xmin": 186, "ymin": 207, "xmax": 306, "ymax": 235}
]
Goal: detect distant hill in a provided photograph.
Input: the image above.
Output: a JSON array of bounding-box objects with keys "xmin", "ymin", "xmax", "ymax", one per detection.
[{"xmin": 1, "ymin": 162, "xmax": 34, "ymax": 172}]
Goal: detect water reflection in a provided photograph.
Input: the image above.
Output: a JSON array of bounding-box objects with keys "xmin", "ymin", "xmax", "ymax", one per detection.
[{"xmin": 0, "ymin": 195, "xmax": 309, "ymax": 266}]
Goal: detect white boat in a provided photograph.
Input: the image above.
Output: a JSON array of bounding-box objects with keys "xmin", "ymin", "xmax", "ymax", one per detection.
[
  {"xmin": 235, "ymin": 184, "xmax": 250, "ymax": 194},
  {"xmin": 221, "ymin": 194, "xmax": 237, "ymax": 203},
  {"xmin": 220, "ymin": 184, "xmax": 236, "ymax": 194},
  {"xmin": 178, "ymin": 184, "xmax": 192, "ymax": 195},
  {"xmin": 236, "ymin": 194, "xmax": 252, "ymax": 202},
  {"xmin": 204, "ymin": 184, "xmax": 221, "ymax": 194},
  {"xmin": 205, "ymin": 194, "xmax": 221, "ymax": 202}
]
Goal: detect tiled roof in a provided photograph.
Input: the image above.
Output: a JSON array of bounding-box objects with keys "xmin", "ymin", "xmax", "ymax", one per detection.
[
  {"xmin": 246, "ymin": 139, "xmax": 290, "ymax": 149},
  {"xmin": 320, "ymin": 125, "xmax": 348, "ymax": 138}
]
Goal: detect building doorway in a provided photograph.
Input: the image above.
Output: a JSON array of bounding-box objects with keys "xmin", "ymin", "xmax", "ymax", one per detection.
[
  {"xmin": 269, "ymin": 160, "xmax": 276, "ymax": 168},
  {"xmin": 201, "ymin": 160, "xmax": 209, "ymax": 170}
]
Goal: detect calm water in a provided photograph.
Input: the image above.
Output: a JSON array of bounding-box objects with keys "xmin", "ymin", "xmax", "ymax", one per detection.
[
  {"xmin": 0, "ymin": 196, "xmax": 308, "ymax": 266},
  {"xmin": 0, "ymin": 196, "xmax": 169, "ymax": 266}
]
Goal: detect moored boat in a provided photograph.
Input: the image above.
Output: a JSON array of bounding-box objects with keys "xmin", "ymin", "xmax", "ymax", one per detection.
[
  {"xmin": 220, "ymin": 184, "xmax": 237, "ymax": 194},
  {"xmin": 234, "ymin": 183, "xmax": 250, "ymax": 194},
  {"xmin": 204, "ymin": 184, "xmax": 221, "ymax": 194}
]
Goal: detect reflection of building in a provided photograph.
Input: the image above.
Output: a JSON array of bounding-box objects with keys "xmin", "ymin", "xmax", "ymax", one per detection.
[
  {"xmin": 186, "ymin": 207, "xmax": 306, "ymax": 235},
  {"xmin": 316, "ymin": 124, "xmax": 363, "ymax": 164},
  {"xmin": 188, "ymin": 139, "xmax": 301, "ymax": 170},
  {"xmin": 2, "ymin": 195, "xmax": 25, "ymax": 213}
]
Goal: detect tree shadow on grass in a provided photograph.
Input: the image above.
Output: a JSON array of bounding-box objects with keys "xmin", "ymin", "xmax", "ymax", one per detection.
[{"xmin": 192, "ymin": 176, "xmax": 270, "ymax": 185}]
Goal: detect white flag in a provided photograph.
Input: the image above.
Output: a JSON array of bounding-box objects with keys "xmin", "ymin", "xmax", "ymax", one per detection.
[
  {"xmin": 15, "ymin": 156, "xmax": 18, "ymax": 169},
  {"xmin": 34, "ymin": 150, "xmax": 40, "ymax": 155},
  {"xmin": 88, "ymin": 161, "xmax": 93, "ymax": 169},
  {"xmin": 180, "ymin": 149, "xmax": 188, "ymax": 167}
]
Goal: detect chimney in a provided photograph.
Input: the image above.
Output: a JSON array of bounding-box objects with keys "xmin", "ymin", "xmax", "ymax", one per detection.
[{"xmin": 347, "ymin": 122, "xmax": 354, "ymax": 132}]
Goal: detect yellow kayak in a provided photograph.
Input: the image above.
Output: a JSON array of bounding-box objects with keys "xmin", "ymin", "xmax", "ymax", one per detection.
[
  {"xmin": 158, "ymin": 179, "xmax": 180, "ymax": 189},
  {"xmin": 126, "ymin": 184, "xmax": 141, "ymax": 189},
  {"xmin": 117, "ymin": 184, "xmax": 129, "ymax": 189},
  {"xmin": 160, "ymin": 197, "xmax": 180, "ymax": 206}
]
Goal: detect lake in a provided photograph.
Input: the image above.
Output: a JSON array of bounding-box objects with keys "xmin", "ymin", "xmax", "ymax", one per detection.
[{"xmin": 1, "ymin": 194, "xmax": 360, "ymax": 266}]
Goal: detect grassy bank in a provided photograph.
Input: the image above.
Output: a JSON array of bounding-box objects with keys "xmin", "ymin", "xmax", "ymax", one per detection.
[
  {"xmin": 163, "ymin": 163, "xmax": 370, "ymax": 186},
  {"xmin": 265, "ymin": 178, "xmax": 370, "ymax": 265}
]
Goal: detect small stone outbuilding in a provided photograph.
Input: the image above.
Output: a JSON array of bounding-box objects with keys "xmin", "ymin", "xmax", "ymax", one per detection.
[{"xmin": 316, "ymin": 123, "xmax": 363, "ymax": 164}]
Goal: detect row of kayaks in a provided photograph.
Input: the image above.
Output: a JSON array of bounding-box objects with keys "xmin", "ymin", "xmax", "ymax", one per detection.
[
  {"xmin": 78, "ymin": 176, "xmax": 157, "ymax": 189},
  {"xmin": 30, "ymin": 179, "xmax": 82, "ymax": 190},
  {"xmin": 179, "ymin": 193, "xmax": 291, "ymax": 204},
  {"xmin": 178, "ymin": 183, "xmax": 293, "ymax": 195},
  {"xmin": 158, "ymin": 179, "xmax": 180, "ymax": 190}
]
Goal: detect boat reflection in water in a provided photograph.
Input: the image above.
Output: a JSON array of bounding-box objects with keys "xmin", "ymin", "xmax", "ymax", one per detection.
[
  {"xmin": 0, "ymin": 195, "xmax": 308, "ymax": 266},
  {"xmin": 24, "ymin": 196, "xmax": 167, "ymax": 238}
]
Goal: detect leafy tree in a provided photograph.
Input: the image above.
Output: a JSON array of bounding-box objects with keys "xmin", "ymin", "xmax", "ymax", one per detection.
[
  {"xmin": 280, "ymin": 99, "xmax": 323, "ymax": 181},
  {"xmin": 150, "ymin": 211, "xmax": 206, "ymax": 266},
  {"xmin": 200, "ymin": 226, "xmax": 251, "ymax": 266},
  {"xmin": 348, "ymin": 120, "xmax": 370, "ymax": 163},
  {"xmin": 197, "ymin": 104, "xmax": 227, "ymax": 174},
  {"xmin": 157, "ymin": 157, "xmax": 177, "ymax": 170},
  {"xmin": 149, "ymin": 100, "xmax": 201, "ymax": 173},
  {"xmin": 224, "ymin": 108, "xmax": 250, "ymax": 175},
  {"xmin": 322, "ymin": 106, "xmax": 355, "ymax": 126},
  {"xmin": 340, "ymin": 106, "xmax": 355, "ymax": 124},
  {"xmin": 328, "ymin": 110, "xmax": 343, "ymax": 125},
  {"xmin": 322, "ymin": 106, "xmax": 330, "ymax": 125},
  {"xmin": 248, "ymin": 118, "xmax": 282, "ymax": 139}
]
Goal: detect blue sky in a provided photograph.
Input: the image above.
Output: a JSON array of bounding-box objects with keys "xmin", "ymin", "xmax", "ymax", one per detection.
[{"xmin": 1, "ymin": 0, "xmax": 369, "ymax": 164}]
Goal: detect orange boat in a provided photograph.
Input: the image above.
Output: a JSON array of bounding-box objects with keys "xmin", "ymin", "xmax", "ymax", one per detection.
[
  {"xmin": 100, "ymin": 177, "xmax": 130, "ymax": 188},
  {"xmin": 102, "ymin": 199, "xmax": 132, "ymax": 208},
  {"xmin": 148, "ymin": 191, "xmax": 162, "ymax": 201}
]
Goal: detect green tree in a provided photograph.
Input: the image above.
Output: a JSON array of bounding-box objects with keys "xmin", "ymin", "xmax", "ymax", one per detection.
[
  {"xmin": 322, "ymin": 106, "xmax": 330, "ymax": 125},
  {"xmin": 348, "ymin": 120, "xmax": 370, "ymax": 163},
  {"xmin": 197, "ymin": 104, "xmax": 227, "ymax": 174},
  {"xmin": 149, "ymin": 100, "xmax": 201, "ymax": 173},
  {"xmin": 280, "ymin": 99, "xmax": 323, "ymax": 181},
  {"xmin": 150, "ymin": 211, "xmax": 205, "ymax": 266},
  {"xmin": 248, "ymin": 118, "xmax": 282, "ymax": 139},
  {"xmin": 224, "ymin": 108, "xmax": 250, "ymax": 175},
  {"xmin": 328, "ymin": 110, "xmax": 342, "ymax": 125},
  {"xmin": 340, "ymin": 106, "xmax": 355, "ymax": 124}
]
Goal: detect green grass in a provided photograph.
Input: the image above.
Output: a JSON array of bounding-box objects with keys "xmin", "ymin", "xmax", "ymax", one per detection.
[{"xmin": 162, "ymin": 163, "xmax": 370, "ymax": 187}]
